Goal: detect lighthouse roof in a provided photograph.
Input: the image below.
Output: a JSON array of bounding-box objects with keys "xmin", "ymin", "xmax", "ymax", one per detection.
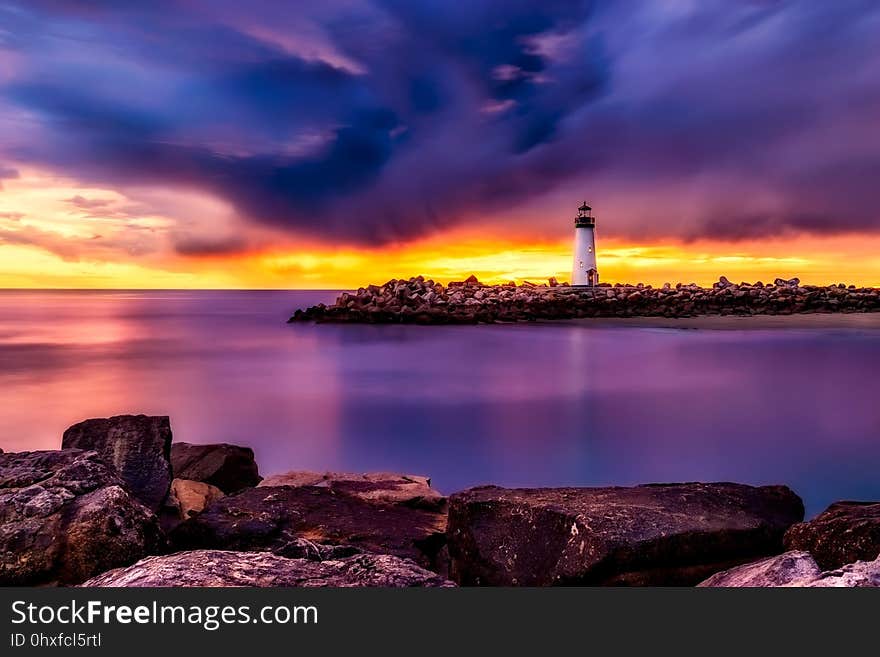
[{"xmin": 578, "ymin": 202, "xmax": 592, "ymax": 212}]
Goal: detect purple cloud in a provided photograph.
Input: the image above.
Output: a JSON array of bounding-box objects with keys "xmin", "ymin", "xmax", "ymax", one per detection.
[{"xmin": 0, "ymin": 0, "xmax": 878, "ymax": 247}]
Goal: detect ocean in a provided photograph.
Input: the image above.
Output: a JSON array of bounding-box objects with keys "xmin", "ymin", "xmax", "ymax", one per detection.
[{"xmin": 1, "ymin": 289, "xmax": 878, "ymax": 517}]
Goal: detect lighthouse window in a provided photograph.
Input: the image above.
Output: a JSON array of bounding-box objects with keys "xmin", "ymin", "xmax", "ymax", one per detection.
[{"xmin": 588, "ymin": 246, "xmax": 593, "ymax": 253}]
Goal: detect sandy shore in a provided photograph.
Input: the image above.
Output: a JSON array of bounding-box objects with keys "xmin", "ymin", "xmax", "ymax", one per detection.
[{"xmin": 563, "ymin": 313, "xmax": 880, "ymax": 330}]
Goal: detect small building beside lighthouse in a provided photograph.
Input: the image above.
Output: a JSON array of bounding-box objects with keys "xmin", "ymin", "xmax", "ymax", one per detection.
[{"xmin": 572, "ymin": 201, "xmax": 598, "ymax": 286}]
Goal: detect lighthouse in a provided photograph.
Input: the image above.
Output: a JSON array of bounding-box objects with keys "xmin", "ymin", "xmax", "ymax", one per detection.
[{"xmin": 572, "ymin": 201, "xmax": 598, "ymax": 286}]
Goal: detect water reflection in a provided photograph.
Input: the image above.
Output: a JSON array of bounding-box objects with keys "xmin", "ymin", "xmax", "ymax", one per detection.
[{"xmin": 0, "ymin": 290, "xmax": 878, "ymax": 516}]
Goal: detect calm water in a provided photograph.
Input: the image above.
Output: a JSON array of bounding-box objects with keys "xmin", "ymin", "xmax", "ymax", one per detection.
[{"xmin": 1, "ymin": 290, "xmax": 879, "ymax": 516}]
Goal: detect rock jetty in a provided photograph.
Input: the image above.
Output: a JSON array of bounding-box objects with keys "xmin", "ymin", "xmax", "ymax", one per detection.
[
  {"xmin": 289, "ymin": 275, "xmax": 880, "ymax": 324},
  {"xmin": 1, "ymin": 414, "xmax": 878, "ymax": 587}
]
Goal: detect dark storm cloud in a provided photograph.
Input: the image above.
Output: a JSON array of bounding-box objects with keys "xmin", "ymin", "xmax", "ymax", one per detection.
[
  {"xmin": 0, "ymin": 0, "xmax": 878, "ymax": 245},
  {"xmin": 172, "ymin": 234, "xmax": 252, "ymax": 257}
]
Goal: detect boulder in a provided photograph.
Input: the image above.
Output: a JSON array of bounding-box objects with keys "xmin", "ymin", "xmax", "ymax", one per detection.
[
  {"xmin": 258, "ymin": 471, "xmax": 446, "ymax": 511},
  {"xmin": 783, "ymin": 501, "xmax": 880, "ymax": 570},
  {"xmin": 170, "ymin": 485, "xmax": 447, "ymax": 570},
  {"xmin": 159, "ymin": 478, "xmax": 224, "ymax": 533},
  {"xmin": 799, "ymin": 555, "xmax": 880, "ymax": 587},
  {"xmin": 170, "ymin": 442, "xmax": 261, "ymax": 493},
  {"xmin": 0, "ymin": 449, "xmax": 162, "ymax": 585},
  {"xmin": 698, "ymin": 551, "xmax": 821, "ymax": 587},
  {"xmin": 61, "ymin": 414, "xmax": 172, "ymax": 511},
  {"xmin": 447, "ymin": 483, "xmax": 804, "ymax": 586},
  {"xmin": 698, "ymin": 551, "xmax": 880, "ymax": 587},
  {"xmin": 81, "ymin": 550, "xmax": 454, "ymax": 587}
]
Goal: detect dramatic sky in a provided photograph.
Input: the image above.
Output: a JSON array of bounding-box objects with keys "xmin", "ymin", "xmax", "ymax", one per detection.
[{"xmin": 1, "ymin": 0, "xmax": 879, "ymax": 287}]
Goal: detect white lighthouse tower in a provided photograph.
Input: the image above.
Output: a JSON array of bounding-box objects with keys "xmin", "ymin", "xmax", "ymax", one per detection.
[{"xmin": 572, "ymin": 201, "xmax": 598, "ymax": 286}]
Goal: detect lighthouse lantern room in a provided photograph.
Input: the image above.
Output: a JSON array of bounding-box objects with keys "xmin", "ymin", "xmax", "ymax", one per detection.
[{"xmin": 572, "ymin": 201, "xmax": 598, "ymax": 286}]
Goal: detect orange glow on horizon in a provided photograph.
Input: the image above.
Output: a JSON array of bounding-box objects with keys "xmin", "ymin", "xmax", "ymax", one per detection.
[
  {"xmin": 5, "ymin": 231, "xmax": 880, "ymax": 290},
  {"xmin": 240, "ymin": 232, "xmax": 880, "ymax": 289},
  {"xmin": 2, "ymin": 167, "xmax": 880, "ymax": 290}
]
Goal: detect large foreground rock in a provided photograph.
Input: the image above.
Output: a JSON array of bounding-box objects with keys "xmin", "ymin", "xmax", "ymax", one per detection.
[
  {"xmin": 170, "ymin": 442, "xmax": 261, "ymax": 493},
  {"xmin": 447, "ymin": 483, "xmax": 804, "ymax": 586},
  {"xmin": 82, "ymin": 549, "xmax": 453, "ymax": 587},
  {"xmin": 699, "ymin": 550, "xmax": 880, "ymax": 587},
  {"xmin": 62, "ymin": 415, "xmax": 172, "ymax": 511},
  {"xmin": 259, "ymin": 471, "xmax": 445, "ymax": 511},
  {"xmin": 0, "ymin": 450, "xmax": 162, "ymax": 585},
  {"xmin": 783, "ymin": 501, "xmax": 880, "ymax": 570},
  {"xmin": 698, "ymin": 551, "xmax": 821, "ymax": 587},
  {"xmin": 170, "ymin": 485, "xmax": 447, "ymax": 570}
]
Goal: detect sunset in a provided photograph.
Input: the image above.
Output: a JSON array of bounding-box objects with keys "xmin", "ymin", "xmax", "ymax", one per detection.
[
  {"xmin": 1, "ymin": 0, "xmax": 879, "ymax": 619},
  {"xmin": 3, "ymin": 164, "xmax": 880, "ymax": 288},
  {"xmin": 2, "ymin": 2, "xmax": 879, "ymax": 289}
]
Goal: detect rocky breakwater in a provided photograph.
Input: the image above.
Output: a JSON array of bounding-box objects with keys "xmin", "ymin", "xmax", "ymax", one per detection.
[
  {"xmin": 289, "ymin": 275, "xmax": 880, "ymax": 324},
  {"xmin": 0, "ymin": 414, "xmax": 450, "ymax": 587},
  {"xmin": 3, "ymin": 414, "xmax": 879, "ymax": 587}
]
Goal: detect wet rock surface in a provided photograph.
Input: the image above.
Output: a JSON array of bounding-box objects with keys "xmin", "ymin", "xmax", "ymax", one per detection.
[
  {"xmin": 783, "ymin": 501, "xmax": 880, "ymax": 570},
  {"xmin": 0, "ymin": 449, "xmax": 162, "ymax": 585},
  {"xmin": 62, "ymin": 415, "xmax": 172, "ymax": 511},
  {"xmin": 259, "ymin": 471, "xmax": 446, "ymax": 511},
  {"xmin": 447, "ymin": 483, "xmax": 804, "ymax": 586},
  {"xmin": 81, "ymin": 549, "xmax": 454, "ymax": 587},
  {"xmin": 169, "ymin": 485, "xmax": 447, "ymax": 570},
  {"xmin": 290, "ymin": 276, "xmax": 880, "ymax": 324},
  {"xmin": 170, "ymin": 442, "xmax": 261, "ymax": 493}
]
